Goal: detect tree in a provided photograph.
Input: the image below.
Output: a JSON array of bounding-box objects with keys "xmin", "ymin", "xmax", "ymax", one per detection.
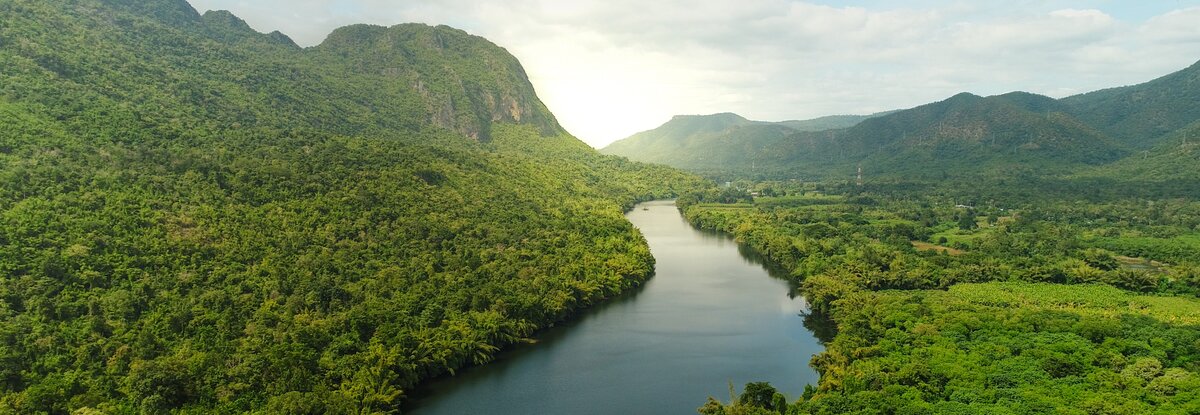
[
  {"xmin": 737, "ymin": 382, "xmax": 779, "ymax": 410},
  {"xmin": 697, "ymin": 397, "xmax": 727, "ymax": 415},
  {"xmin": 958, "ymin": 213, "xmax": 978, "ymax": 230}
]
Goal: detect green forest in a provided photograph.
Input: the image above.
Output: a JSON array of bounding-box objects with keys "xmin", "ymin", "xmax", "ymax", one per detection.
[
  {"xmin": 4, "ymin": 0, "xmax": 1200, "ymax": 414},
  {"xmin": 601, "ymin": 53, "xmax": 1200, "ymax": 414},
  {"xmin": 681, "ymin": 182, "xmax": 1200, "ymax": 414},
  {"xmin": 0, "ymin": 0, "xmax": 705, "ymax": 413}
]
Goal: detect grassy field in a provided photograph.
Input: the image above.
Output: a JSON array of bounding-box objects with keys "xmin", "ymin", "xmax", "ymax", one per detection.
[
  {"xmin": 1115, "ymin": 255, "xmax": 1168, "ymax": 273},
  {"xmin": 1089, "ymin": 232, "xmax": 1200, "ymax": 264},
  {"xmin": 911, "ymin": 241, "xmax": 966, "ymax": 255},
  {"xmin": 693, "ymin": 202, "xmax": 755, "ymax": 209},
  {"xmin": 930, "ymin": 226, "xmax": 989, "ymax": 248},
  {"xmin": 917, "ymin": 282, "xmax": 1200, "ymax": 325},
  {"xmin": 752, "ymin": 194, "xmax": 844, "ymax": 209}
]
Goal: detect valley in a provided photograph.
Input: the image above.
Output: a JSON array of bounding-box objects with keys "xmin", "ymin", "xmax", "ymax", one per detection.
[
  {"xmin": 409, "ymin": 201, "xmax": 823, "ymax": 414},
  {"xmin": 1, "ymin": 1, "xmax": 1198, "ymax": 414}
]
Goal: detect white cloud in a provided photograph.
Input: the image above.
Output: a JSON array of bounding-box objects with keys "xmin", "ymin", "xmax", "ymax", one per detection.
[
  {"xmin": 1139, "ymin": 7, "xmax": 1200, "ymax": 43},
  {"xmin": 186, "ymin": 1, "xmax": 1200, "ymax": 147}
]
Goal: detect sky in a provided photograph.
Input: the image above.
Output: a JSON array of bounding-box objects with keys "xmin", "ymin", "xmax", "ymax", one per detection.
[{"xmin": 186, "ymin": 1, "xmax": 1200, "ymax": 148}]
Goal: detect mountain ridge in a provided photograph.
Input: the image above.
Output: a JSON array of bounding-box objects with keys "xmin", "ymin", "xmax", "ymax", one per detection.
[
  {"xmin": 1060, "ymin": 59, "xmax": 1200, "ymax": 148},
  {"xmin": 201, "ymin": 9, "xmax": 300, "ymax": 49},
  {"xmin": 603, "ymin": 60, "xmax": 1199, "ymax": 180},
  {"xmin": 312, "ymin": 22, "xmax": 562, "ymax": 140},
  {"xmin": 601, "ymin": 111, "xmax": 887, "ymax": 171}
]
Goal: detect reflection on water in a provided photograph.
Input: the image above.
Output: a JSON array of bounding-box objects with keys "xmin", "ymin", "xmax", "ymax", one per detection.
[
  {"xmin": 802, "ymin": 310, "xmax": 838, "ymax": 345},
  {"xmin": 407, "ymin": 200, "xmax": 828, "ymax": 414},
  {"xmin": 735, "ymin": 242, "xmax": 801, "ymax": 295}
]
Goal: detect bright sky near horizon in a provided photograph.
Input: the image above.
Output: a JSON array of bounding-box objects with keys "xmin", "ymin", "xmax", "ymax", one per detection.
[{"xmin": 186, "ymin": 1, "xmax": 1200, "ymax": 148}]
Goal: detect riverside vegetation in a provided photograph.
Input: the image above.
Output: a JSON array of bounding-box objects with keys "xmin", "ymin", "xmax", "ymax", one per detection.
[
  {"xmin": 0, "ymin": 0, "xmax": 705, "ymax": 413},
  {"xmin": 601, "ymin": 46, "xmax": 1200, "ymax": 415},
  {"xmin": 682, "ymin": 182, "xmax": 1200, "ymax": 414},
  {"xmin": 4, "ymin": 0, "xmax": 1200, "ymax": 414}
]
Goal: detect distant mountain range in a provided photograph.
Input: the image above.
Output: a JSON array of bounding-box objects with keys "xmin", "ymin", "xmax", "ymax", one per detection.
[
  {"xmin": 600, "ymin": 111, "xmax": 891, "ymax": 175},
  {"xmin": 602, "ymin": 60, "xmax": 1200, "ymax": 181}
]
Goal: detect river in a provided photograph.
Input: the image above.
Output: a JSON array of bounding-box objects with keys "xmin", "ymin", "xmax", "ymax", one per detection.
[{"xmin": 408, "ymin": 200, "xmax": 826, "ymax": 414}]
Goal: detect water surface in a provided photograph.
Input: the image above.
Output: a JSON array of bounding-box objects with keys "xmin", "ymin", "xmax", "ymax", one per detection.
[{"xmin": 409, "ymin": 200, "xmax": 824, "ymax": 414}]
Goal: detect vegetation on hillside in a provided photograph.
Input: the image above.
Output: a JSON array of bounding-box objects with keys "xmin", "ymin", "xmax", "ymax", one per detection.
[
  {"xmin": 604, "ymin": 61, "xmax": 1200, "ymax": 184},
  {"xmin": 676, "ymin": 59, "xmax": 1200, "ymax": 414},
  {"xmin": 5, "ymin": 0, "xmax": 1199, "ymax": 414},
  {"xmin": 0, "ymin": 1, "xmax": 705, "ymax": 413},
  {"xmin": 1061, "ymin": 60, "xmax": 1200, "ymax": 149},
  {"xmin": 1076, "ymin": 122, "xmax": 1200, "ymax": 184},
  {"xmin": 600, "ymin": 112, "xmax": 883, "ymax": 175}
]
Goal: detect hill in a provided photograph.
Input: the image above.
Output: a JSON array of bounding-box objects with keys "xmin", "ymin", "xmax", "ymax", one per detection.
[
  {"xmin": 1075, "ymin": 121, "xmax": 1200, "ymax": 184},
  {"xmin": 606, "ymin": 92, "xmax": 1127, "ymax": 180},
  {"xmin": 601, "ymin": 113, "xmax": 755, "ymax": 158},
  {"xmin": 601, "ymin": 112, "xmax": 883, "ymax": 174},
  {"xmin": 1061, "ymin": 60, "xmax": 1200, "ymax": 149},
  {"xmin": 823, "ymin": 92, "xmax": 1127, "ymax": 180},
  {"xmin": 0, "ymin": 1, "xmax": 704, "ymax": 413},
  {"xmin": 604, "ymin": 61, "xmax": 1200, "ymax": 181},
  {"xmin": 777, "ymin": 113, "xmax": 887, "ymax": 132}
]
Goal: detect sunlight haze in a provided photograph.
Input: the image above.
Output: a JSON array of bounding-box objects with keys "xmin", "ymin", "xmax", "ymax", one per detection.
[
  {"xmin": 9, "ymin": 2, "xmax": 1200, "ymax": 413},
  {"xmin": 186, "ymin": 0, "xmax": 1200, "ymax": 147}
]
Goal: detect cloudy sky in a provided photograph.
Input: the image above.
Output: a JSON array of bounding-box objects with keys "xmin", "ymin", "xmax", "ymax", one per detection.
[{"xmin": 186, "ymin": 0, "xmax": 1200, "ymax": 148}]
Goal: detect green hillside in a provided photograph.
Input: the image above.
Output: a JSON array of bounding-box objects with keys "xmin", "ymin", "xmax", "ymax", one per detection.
[
  {"xmin": 1061, "ymin": 60, "xmax": 1200, "ymax": 149},
  {"xmin": 0, "ymin": 1, "xmax": 704, "ymax": 413},
  {"xmin": 839, "ymin": 92, "xmax": 1127, "ymax": 179},
  {"xmin": 604, "ymin": 61, "xmax": 1200, "ymax": 182},
  {"xmin": 1076, "ymin": 122, "xmax": 1200, "ymax": 183},
  {"xmin": 608, "ymin": 92, "xmax": 1127, "ymax": 181},
  {"xmin": 601, "ymin": 112, "xmax": 883, "ymax": 175},
  {"xmin": 601, "ymin": 113, "xmax": 757, "ymax": 163},
  {"xmin": 777, "ymin": 113, "xmax": 887, "ymax": 132}
]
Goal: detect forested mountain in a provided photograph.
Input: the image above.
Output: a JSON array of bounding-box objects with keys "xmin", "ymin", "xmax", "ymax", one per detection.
[
  {"xmin": 605, "ymin": 61, "xmax": 1200, "ymax": 182},
  {"xmin": 0, "ymin": 0, "xmax": 704, "ymax": 413},
  {"xmin": 777, "ymin": 114, "xmax": 885, "ymax": 132},
  {"xmin": 1077, "ymin": 121, "xmax": 1200, "ymax": 182},
  {"xmin": 600, "ymin": 113, "xmax": 793, "ymax": 174},
  {"xmin": 1061, "ymin": 60, "xmax": 1200, "ymax": 149},
  {"xmin": 600, "ymin": 112, "xmax": 883, "ymax": 174},
  {"xmin": 820, "ymin": 91, "xmax": 1127, "ymax": 179}
]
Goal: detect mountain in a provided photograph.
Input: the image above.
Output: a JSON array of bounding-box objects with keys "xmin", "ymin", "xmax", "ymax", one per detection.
[
  {"xmin": 816, "ymin": 91, "xmax": 1127, "ymax": 179},
  {"xmin": 312, "ymin": 23, "xmax": 562, "ymax": 140},
  {"xmin": 605, "ymin": 92, "xmax": 1125, "ymax": 179},
  {"xmin": 1076, "ymin": 121, "xmax": 1200, "ymax": 183},
  {"xmin": 778, "ymin": 113, "xmax": 893, "ymax": 132},
  {"xmin": 1061, "ymin": 60, "xmax": 1200, "ymax": 149},
  {"xmin": 201, "ymin": 9, "xmax": 300, "ymax": 49},
  {"xmin": 0, "ymin": 1, "xmax": 704, "ymax": 413},
  {"xmin": 601, "ymin": 112, "xmax": 884, "ymax": 174},
  {"xmin": 605, "ymin": 60, "xmax": 1200, "ymax": 181}
]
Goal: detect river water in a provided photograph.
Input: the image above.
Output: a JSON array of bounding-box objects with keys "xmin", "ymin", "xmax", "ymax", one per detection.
[{"xmin": 408, "ymin": 200, "xmax": 825, "ymax": 414}]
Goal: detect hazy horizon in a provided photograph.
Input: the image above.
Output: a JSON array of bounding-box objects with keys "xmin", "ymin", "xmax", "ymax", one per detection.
[{"xmin": 186, "ymin": 1, "xmax": 1200, "ymax": 148}]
